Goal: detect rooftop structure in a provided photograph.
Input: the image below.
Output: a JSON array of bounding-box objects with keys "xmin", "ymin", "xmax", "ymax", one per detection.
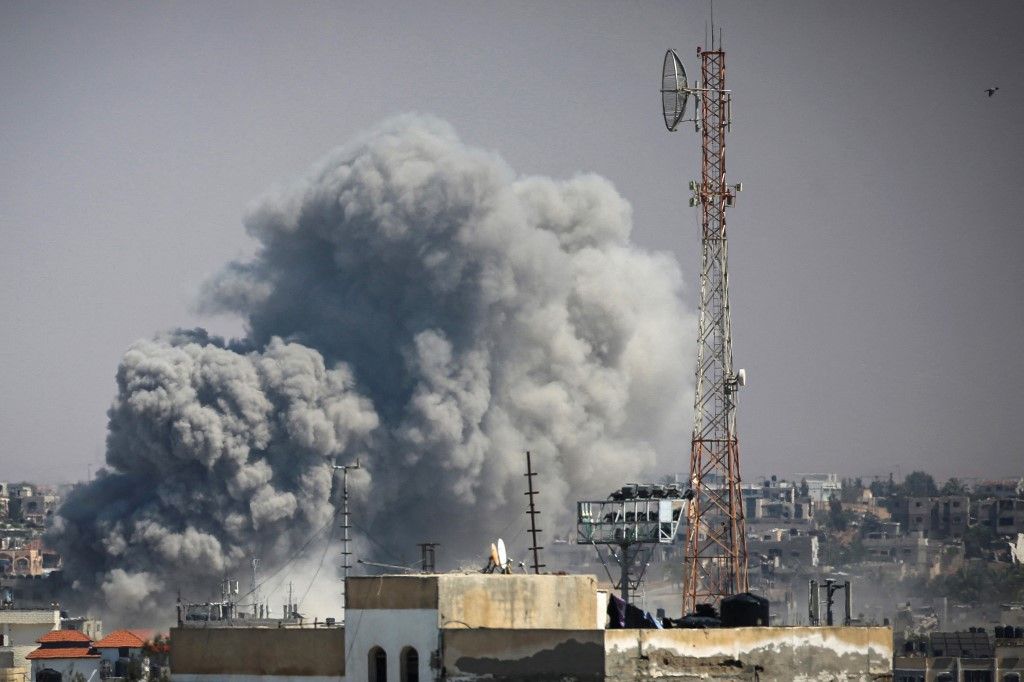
[{"xmin": 170, "ymin": 572, "xmax": 893, "ymax": 681}]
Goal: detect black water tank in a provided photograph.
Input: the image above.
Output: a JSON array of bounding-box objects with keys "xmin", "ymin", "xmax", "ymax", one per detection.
[{"xmin": 720, "ymin": 592, "xmax": 770, "ymax": 627}]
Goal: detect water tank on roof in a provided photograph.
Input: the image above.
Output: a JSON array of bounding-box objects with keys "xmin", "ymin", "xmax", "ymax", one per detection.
[{"xmin": 720, "ymin": 592, "xmax": 770, "ymax": 627}]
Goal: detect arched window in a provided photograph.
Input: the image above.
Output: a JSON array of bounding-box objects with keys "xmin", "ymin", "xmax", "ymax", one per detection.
[
  {"xmin": 36, "ymin": 669, "xmax": 62, "ymax": 682},
  {"xmin": 400, "ymin": 646, "xmax": 419, "ymax": 682},
  {"xmin": 368, "ymin": 646, "xmax": 387, "ymax": 682}
]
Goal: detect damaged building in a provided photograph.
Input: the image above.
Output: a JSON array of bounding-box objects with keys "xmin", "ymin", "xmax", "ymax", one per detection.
[{"xmin": 170, "ymin": 573, "xmax": 892, "ymax": 681}]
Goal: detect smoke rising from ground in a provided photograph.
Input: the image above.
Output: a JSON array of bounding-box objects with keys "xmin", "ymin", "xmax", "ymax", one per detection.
[{"xmin": 52, "ymin": 116, "xmax": 694, "ymax": 621}]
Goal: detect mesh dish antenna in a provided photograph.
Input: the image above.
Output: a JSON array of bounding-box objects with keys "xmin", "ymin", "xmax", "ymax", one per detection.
[{"xmin": 661, "ymin": 49, "xmax": 690, "ymax": 131}]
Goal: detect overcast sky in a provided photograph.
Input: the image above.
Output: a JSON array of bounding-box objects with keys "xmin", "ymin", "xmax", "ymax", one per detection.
[{"xmin": 2, "ymin": 0, "xmax": 1022, "ymax": 484}]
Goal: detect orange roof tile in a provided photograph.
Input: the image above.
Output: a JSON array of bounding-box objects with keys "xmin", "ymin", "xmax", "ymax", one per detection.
[
  {"xmin": 27, "ymin": 647, "xmax": 99, "ymax": 660},
  {"xmin": 94, "ymin": 629, "xmax": 149, "ymax": 649},
  {"xmin": 37, "ymin": 630, "xmax": 92, "ymax": 644}
]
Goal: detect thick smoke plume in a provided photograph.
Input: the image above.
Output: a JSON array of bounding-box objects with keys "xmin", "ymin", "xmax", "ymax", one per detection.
[{"xmin": 53, "ymin": 116, "xmax": 694, "ymax": 621}]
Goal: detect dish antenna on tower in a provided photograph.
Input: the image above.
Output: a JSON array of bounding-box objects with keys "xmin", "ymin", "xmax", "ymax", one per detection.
[{"xmin": 661, "ymin": 49, "xmax": 698, "ymax": 132}]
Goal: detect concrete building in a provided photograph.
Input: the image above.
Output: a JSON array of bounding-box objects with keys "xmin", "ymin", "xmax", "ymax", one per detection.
[
  {"xmin": 796, "ymin": 473, "xmax": 842, "ymax": 503},
  {"xmin": 94, "ymin": 628, "xmax": 153, "ymax": 677},
  {"xmin": 893, "ymin": 628, "xmax": 1024, "ymax": 681},
  {"xmin": 0, "ymin": 549, "xmax": 43, "ymax": 578},
  {"xmin": 173, "ymin": 573, "xmax": 892, "ymax": 681},
  {"xmin": 974, "ymin": 478, "xmax": 1024, "ymax": 500},
  {"xmin": 748, "ymin": 529, "xmax": 819, "ymax": 570},
  {"xmin": 25, "ymin": 630, "xmax": 100, "ymax": 681},
  {"xmin": 0, "ymin": 608, "xmax": 60, "ymax": 673},
  {"xmin": 976, "ymin": 497, "xmax": 1024, "ymax": 537},
  {"xmin": 899, "ymin": 497, "xmax": 970, "ymax": 540}
]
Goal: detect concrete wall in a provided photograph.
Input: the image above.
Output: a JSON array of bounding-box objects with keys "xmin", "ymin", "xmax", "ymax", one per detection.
[
  {"xmin": 170, "ymin": 627, "xmax": 344, "ymax": 678},
  {"xmin": 443, "ymin": 629, "xmax": 604, "ymax": 682},
  {"xmin": 348, "ymin": 576, "xmax": 438, "ymax": 610},
  {"xmin": 348, "ymin": 574, "xmax": 600, "ymax": 630},
  {"xmin": 0, "ymin": 609, "xmax": 59, "ymax": 671},
  {"xmin": 604, "ymin": 626, "xmax": 893, "ymax": 682},
  {"xmin": 437, "ymin": 574, "xmax": 599, "ymax": 630}
]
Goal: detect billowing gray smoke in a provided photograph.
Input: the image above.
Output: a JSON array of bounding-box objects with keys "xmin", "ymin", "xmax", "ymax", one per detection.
[{"xmin": 52, "ymin": 115, "xmax": 694, "ymax": 622}]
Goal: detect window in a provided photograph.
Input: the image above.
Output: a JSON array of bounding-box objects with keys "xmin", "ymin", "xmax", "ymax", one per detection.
[
  {"xmin": 119, "ymin": 647, "xmax": 130, "ymax": 657},
  {"xmin": 401, "ymin": 646, "xmax": 419, "ymax": 682},
  {"xmin": 1003, "ymin": 674, "xmax": 1021, "ymax": 682},
  {"xmin": 368, "ymin": 646, "xmax": 387, "ymax": 682}
]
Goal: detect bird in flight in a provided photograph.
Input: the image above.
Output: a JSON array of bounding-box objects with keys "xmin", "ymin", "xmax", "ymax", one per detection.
[{"xmin": 985, "ymin": 87, "xmax": 999, "ymax": 97}]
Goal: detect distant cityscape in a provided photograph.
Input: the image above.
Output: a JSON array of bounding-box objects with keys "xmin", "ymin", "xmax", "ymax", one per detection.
[{"xmin": 2, "ymin": 472, "xmax": 1024, "ymax": 680}]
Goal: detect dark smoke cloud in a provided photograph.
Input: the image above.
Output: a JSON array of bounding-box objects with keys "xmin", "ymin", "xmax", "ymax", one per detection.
[{"xmin": 52, "ymin": 115, "xmax": 694, "ymax": 621}]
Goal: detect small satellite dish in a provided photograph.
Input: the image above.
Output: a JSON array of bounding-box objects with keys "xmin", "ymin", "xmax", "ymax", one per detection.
[
  {"xmin": 737, "ymin": 368, "xmax": 747, "ymax": 387},
  {"xmin": 496, "ymin": 538, "xmax": 508, "ymax": 568},
  {"xmin": 661, "ymin": 49, "xmax": 690, "ymax": 131}
]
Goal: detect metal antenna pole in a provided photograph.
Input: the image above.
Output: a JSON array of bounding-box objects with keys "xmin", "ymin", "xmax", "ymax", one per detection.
[
  {"xmin": 332, "ymin": 459, "xmax": 361, "ymax": 621},
  {"xmin": 681, "ymin": 43, "xmax": 749, "ymax": 615},
  {"xmin": 250, "ymin": 557, "xmax": 260, "ymax": 618},
  {"xmin": 524, "ymin": 451, "xmax": 545, "ymax": 575}
]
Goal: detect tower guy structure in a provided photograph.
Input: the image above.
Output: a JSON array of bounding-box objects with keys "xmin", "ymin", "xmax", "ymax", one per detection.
[{"xmin": 661, "ymin": 31, "xmax": 749, "ymax": 615}]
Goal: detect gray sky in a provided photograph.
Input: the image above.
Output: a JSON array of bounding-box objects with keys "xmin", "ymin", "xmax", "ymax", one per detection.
[{"xmin": 2, "ymin": 0, "xmax": 1022, "ymax": 484}]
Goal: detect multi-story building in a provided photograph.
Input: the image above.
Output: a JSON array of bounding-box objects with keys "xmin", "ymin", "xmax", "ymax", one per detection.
[
  {"xmin": 0, "ymin": 608, "xmax": 60, "ymax": 675},
  {"xmin": 894, "ymin": 628, "xmax": 1024, "ymax": 682},
  {"xmin": 897, "ymin": 496, "xmax": 970, "ymax": 540},
  {"xmin": 748, "ymin": 529, "xmax": 819, "ymax": 570},
  {"xmin": 973, "ymin": 478, "xmax": 1024, "ymax": 499},
  {"xmin": 975, "ymin": 497, "xmax": 1024, "ymax": 536}
]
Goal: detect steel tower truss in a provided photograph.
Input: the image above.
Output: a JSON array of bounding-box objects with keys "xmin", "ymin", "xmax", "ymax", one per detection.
[{"xmin": 682, "ymin": 47, "xmax": 749, "ymax": 615}]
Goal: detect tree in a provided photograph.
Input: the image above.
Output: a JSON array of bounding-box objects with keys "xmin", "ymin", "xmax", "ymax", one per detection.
[
  {"xmin": 841, "ymin": 477, "xmax": 864, "ymax": 503},
  {"xmin": 963, "ymin": 524, "xmax": 997, "ymax": 559},
  {"xmin": 900, "ymin": 471, "xmax": 938, "ymax": 497},
  {"xmin": 940, "ymin": 477, "xmax": 968, "ymax": 496}
]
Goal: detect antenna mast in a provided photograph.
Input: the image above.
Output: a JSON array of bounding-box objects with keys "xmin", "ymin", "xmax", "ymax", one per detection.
[
  {"xmin": 524, "ymin": 451, "xmax": 545, "ymax": 575},
  {"xmin": 332, "ymin": 458, "xmax": 361, "ymax": 621},
  {"xmin": 661, "ymin": 30, "xmax": 749, "ymax": 615}
]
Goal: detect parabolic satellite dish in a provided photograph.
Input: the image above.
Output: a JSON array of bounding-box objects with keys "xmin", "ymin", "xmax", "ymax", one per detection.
[
  {"xmin": 661, "ymin": 49, "xmax": 690, "ymax": 131},
  {"xmin": 497, "ymin": 538, "xmax": 508, "ymax": 567}
]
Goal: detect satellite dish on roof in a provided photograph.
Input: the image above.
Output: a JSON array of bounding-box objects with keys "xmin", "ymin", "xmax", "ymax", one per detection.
[
  {"xmin": 489, "ymin": 542, "xmax": 499, "ymax": 567},
  {"xmin": 496, "ymin": 538, "xmax": 508, "ymax": 568},
  {"xmin": 661, "ymin": 49, "xmax": 691, "ymax": 131}
]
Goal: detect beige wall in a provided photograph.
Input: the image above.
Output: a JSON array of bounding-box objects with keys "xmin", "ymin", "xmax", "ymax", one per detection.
[
  {"xmin": 348, "ymin": 573, "xmax": 601, "ymax": 630},
  {"xmin": 170, "ymin": 627, "xmax": 344, "ymax": 677},
  {"xmin": 347, "ymin": 575, "xmax": 438, "ymax": 609},
  {"xmin": 437, "ymin": 574, "xmax": 599, "ymax": 630}
]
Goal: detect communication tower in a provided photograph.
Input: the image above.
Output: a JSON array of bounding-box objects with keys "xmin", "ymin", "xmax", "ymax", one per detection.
[{"xmin": 661, "ymin": 29, "xmax": 749, "ymax": 614}]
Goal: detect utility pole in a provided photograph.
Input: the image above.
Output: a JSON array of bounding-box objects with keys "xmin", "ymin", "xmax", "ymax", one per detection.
[{"xmin": 332, "ymin": 459, "xmax": 360, "ymax": 621}]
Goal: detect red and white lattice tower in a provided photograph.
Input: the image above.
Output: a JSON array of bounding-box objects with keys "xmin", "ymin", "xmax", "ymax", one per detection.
[{"xmin": 662, "ymin": 36, "xmax": 749, "ymax": 615}]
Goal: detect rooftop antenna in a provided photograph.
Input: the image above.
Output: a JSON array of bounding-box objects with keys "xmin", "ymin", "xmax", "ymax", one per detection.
[
  {"xmin": 331, "ymin": 458, "xmax": 361, "ymax": 622},
  {"xmin": 524, "ymin": 451, "xmax": 545, "ymax": 574},
  {"xmin": 250, "ymin": 556, "xmax": 260, "ymax": 618},
  {"xmin": 661, "ymin": 18, "xmax": 749, "ymax": 615},
  {"xmin": 417, "ymin": 542, "xmax": 439, "ymax": 573}
]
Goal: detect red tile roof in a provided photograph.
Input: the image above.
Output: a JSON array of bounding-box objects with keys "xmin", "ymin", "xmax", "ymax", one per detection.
[
  {"xmin": 36, "ymin": 630, "xmax": 92, "ymax": 644},
  {"xmin": 26, "ymin": 647, "xmax": 99, "ymax": 660},
  {"xmin": 94, "ymin": 629, "xmax": 151, "ymax": 649}
]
